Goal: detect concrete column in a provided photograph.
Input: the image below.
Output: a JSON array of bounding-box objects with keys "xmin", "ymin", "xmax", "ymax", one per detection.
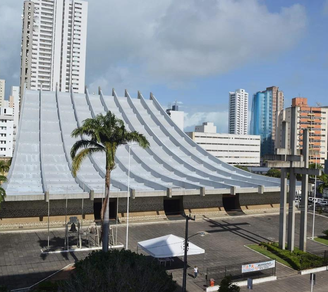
[
  {"xmin": 279, "ymin": 169, "xmax": 287, "ymax": 249},
  {"xmin": 300, "ymin": 129, "xmax": 309, "ymax": 251},
  {"xmin": 281, "ymin": 121, "xmax": 288, "ymax": 149},
  {"xmin": 290, "ymin": 107, "xmax": 298, "ymax": 155},
  {"xmin": 287, "ymin": 106, "xmax": 298, "ymax": 251},
  {"xmin": 287, "ymin": 169, "xmax": 296, "ymax": 251}
]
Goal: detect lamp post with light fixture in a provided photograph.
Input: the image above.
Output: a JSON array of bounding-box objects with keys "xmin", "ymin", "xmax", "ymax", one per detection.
[
  {"xmin": 181, "ymin": 214, "xmax": 206, "ymax": 292},
  {"xmin": 125, "ymin": 142, "xmax": 138, "ymax": 250},
  {"xmin": 125, "ymin": 144, "xmax": 131, "ymax": 250}
]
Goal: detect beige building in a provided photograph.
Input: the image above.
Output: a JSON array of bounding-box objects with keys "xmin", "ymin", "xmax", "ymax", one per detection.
[
  {"xmin": 269, "ymin": 86, "xmax": 284, "ymax": 149},
  {"xmin": 8, "ymin": 86, "xmax": 20, "ymax": 148},
  {"xmin": 276, "ymin": 97, "xmax": 328, "ymax": 166},
  {"xmin": 187, "ymin": 122, "xmax": 261, "ymax": 166}
]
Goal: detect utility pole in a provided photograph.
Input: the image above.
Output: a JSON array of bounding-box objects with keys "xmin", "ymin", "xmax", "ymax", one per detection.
[{"xmin": 182, "ymin": 214, "xmax": 195, "ymax": 292}]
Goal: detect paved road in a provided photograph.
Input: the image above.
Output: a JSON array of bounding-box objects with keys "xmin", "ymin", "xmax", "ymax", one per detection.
[{"xmin": 0, "ymin": 212, "xmax": 328, "ymax": 291}]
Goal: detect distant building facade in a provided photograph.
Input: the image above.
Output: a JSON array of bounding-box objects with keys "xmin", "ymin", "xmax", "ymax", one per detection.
[
  {"xmin": 0, "ymin": 79, "xmax": 5, "ymax": 107},
  {"xmin": 0, "ymin": 107, "xmax": 14, "ymax": 157},
  {"xmin": 9, "ymin": 86, "xmax": 20, "ymax": 147},
  {"xmin": 20, "ymin": 0, "xmax": 88, "ymax": 99},
  {"xmin": 187, "ymin": 122, "xmax": 260, "ymax": 166},
  {"xmin": 195, "ymin": 122, "xmax": 217, "ymax": 133},
  {"xmin": 229, "ymin": 89, "xmax": 248, "ymax": 135},
  {"xmin": 166, "ymin": 103, "xmax": 184, "ymax": 130},
  {"xmin": 250, "ymin": 86, "xmax": 284, "ymax": 156},
  {"xmin": 276, "ymin": 97, "xmax": 328, "ymax": 166}
]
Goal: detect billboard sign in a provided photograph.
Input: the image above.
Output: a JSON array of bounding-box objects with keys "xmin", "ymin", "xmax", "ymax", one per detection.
[{"xmin": 242, "ymin": 260, "xmax": 275, "ymax": 273}]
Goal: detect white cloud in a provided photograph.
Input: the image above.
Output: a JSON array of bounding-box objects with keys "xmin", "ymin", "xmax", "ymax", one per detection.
[
  {"xmin": 0, "ymin": 0, "xmax": 307, "ymax": 94},
  {"xmin": 86, "ymin": 0, "xmax": 307, "ymax": 90},
  {"xmin": 183, "ymin": 104, "xmax": 229, "ymax": 132}
]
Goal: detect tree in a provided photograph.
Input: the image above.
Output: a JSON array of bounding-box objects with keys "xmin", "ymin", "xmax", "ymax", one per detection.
[
  {"xmin": 0, "ymin": 160, "xmax": 10, "ymax": 175},
  {"xmin": 265, "ymin": 168, "xmax": 281, "ymax": 178},
  {"xmin": 0, "ymin": 160, "xmax": 9, "ymax": 207},
  {"xmin": 318, "ymin": 173, "xmax": 328, "ymax": 195},
  {"xmin": 60, "ymin": 250, "xmax": 176, "ymax": 292},
  {"xmin": 0, "ymin": 175, "xmax": 6, "ymax": 208},
  {"xmin": 218, "ymin": 275, "xmax": 240, "ymax": 292},
  {"xmin": 70, "ymin": 111, "xmax": 149, "ymax": 252},
  {"xmin": 234, "ymin": 165, "xmax": 249, "ymax": 172}
]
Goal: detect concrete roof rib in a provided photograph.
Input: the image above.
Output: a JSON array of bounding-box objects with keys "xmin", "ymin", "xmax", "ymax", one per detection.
[{"xmin": 4, "ymin": 89, "xmax": 280, "ymax": 201}]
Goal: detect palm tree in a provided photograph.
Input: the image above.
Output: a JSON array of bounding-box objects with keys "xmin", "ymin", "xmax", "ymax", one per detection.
[
  {"xmin": 0, "ymin": 160, "xmax": 9, "ymax": 208},
  {"xmin": 71, "ymin": 111, "xmax": 149, "ymax": 252},
  {"xmin": 318, "ymin": 173, "xmax": 328, "ymax": 195},
  {"xmin": 0, "ymin": 175, "xmax": 7, "ymax": 208},
  {"xmin": 0, "ymin": 160, "xmax": 10, "ymax": 175}
]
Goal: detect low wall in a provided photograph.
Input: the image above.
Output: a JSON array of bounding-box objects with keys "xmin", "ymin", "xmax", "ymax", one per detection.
[
  {"xmin": 239, "ymin": 192, "xmax": 280, "ymax": 206},
  {"xmin": 0, "ymin": 199, "xmax": 93, "ymax": 218},
  {"xmin": 183, "ymin": 194, "xmax": 224, "ymax": 209},
  {"xmin": 0, "ymin": 192, "xmax": 281, "ymax": 226}
]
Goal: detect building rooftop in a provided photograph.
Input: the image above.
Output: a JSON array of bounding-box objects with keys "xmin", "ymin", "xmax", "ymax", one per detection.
[{"xmin": 4, "ymin": 89, "xmax": 280, "ymax": 201}]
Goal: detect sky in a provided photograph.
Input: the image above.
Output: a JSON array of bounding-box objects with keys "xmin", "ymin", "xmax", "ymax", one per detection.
[{"xmin": 0, "ymin": 0, "xmax": 327, "ymax": 132}]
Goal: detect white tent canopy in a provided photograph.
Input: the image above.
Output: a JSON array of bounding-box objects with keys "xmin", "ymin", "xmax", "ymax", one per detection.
[{"xmin": 137, "ymin": 234, "xmax": 205, "ymax": 258}]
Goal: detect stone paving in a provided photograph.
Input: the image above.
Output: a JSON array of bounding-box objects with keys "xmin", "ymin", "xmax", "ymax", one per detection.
[{"xmin": 0, "ymin": 212, "xmax": 328, "ymax": 291}]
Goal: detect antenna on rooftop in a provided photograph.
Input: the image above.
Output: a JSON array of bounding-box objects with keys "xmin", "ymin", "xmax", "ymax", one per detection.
[{"xmin": 316, "ymin": 102, "xmax": 322, "ymax": 107}]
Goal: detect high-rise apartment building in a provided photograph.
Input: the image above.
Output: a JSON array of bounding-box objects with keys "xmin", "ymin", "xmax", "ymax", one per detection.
[
  {"xmin": 20, "ymin": 0, "xmax": 88, "ymax": 99},
  {"xmin": 0, "ymin": 79, "xmax": 5, "ymax": 107},
  {"xmin": 250, "ymin": 86, "xmax": 284, "ymax": 156},
  {"xmin": 0, "ymin": 107, "xmax": 14, "ymax": 157},
  {"xmin": 229, "ymin": 89, "xmax": 248, "ymax": 135},
  {"xmin": 276, "ymin": 97, "xmax": 328, "ymax": 166}
]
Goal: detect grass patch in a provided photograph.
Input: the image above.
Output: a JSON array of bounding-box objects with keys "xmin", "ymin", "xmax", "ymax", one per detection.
[
  {"xmin": 248, "ymin": 244, "xmax": 293, "ymax": 268},
  {"xmin": 247, "ymin": 242, "xmax": 327, "ymax": 270},
  {"xmin": 314, "ymin": 236, "xmax": 328, "ymax": 246}
]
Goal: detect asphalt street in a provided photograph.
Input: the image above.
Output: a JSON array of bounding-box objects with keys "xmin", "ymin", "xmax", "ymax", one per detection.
[{"xmin": 0, "ymin": 212, "xmax": 328, "ymax": 291}]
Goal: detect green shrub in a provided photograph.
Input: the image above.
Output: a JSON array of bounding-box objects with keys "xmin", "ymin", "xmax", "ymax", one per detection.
[
  {"xmin": 322, "ymin": 230, "xmax": 328, "ymax": 238},
  {"xmin": 0, "ymin": 286, "xmax": 9, "ymax": 292},
  {"xmin": 60, "ymin": 250, "xmax": 176, "ymax": 292},
  {"xmin": 218, "ymin": 275, "xmax": 240, "ymax": 292},
  {"xmin": 32, "ymin": 281, "xmax": 58, "ymax": 292},
  {"xmin": 259, "ymin": 242, "xmax": 325, "ymax": 270}
]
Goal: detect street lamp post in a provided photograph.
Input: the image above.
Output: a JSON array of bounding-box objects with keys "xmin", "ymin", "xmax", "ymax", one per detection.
[
  {"xmin": 182, "ymin": 214, "xmax": 195, "ymax": 292},
  {"xmin": 126, "ymin": 144, "xmax": 131, "ymax": 250},
  {"xmin": 312, "ymin": 154, "xmax": 318, "ymax": 240}
]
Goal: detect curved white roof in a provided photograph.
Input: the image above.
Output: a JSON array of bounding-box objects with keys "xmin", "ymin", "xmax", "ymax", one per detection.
[{"xmin": 4, "ymin": 89, "xmax": 280, "ymax": 200}]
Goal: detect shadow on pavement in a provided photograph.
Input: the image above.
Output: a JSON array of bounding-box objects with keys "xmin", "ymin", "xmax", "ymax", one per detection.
[{"xmin": 203, "ymin": 217, "xmax": 272, "ymax": 244}]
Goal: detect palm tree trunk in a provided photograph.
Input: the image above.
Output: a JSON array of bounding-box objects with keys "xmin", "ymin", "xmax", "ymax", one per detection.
[{"xmin": 102, "ymin": 168, "xmax": 111, "ymax": 252}]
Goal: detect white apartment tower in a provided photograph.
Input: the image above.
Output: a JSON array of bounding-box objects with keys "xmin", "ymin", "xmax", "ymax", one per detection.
[
  {"xmin": 229, "ymin": 89, "xmax": 248, "ymax": 135},
  {"xmin": 20, "ymin": 0, "xmax": 88, "ymax": 99},
  {"xmin": 0, "ymin": 107, "xmax": 14, "ymax": 157},
  {"xmin": 0, "ymin": 79, "xmax": 5, "ymax": 107}
]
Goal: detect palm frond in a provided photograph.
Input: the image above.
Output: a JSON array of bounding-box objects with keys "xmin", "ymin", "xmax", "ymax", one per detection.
[
  {"xmin": 71, "ymin": 139, "xmax": 104, "ymax": 159},
  {"xmin": 124, "ymin": 131, "xmax": 150, "ymax": 148},
  {"xmin": 70, "ymin": 110, "xmax": 149, "ymax": 175},
  {"xmin": 72, "ymin": 148, "xmax": 90, "ymax": 176},
  {"xmin": 0, "ymin": 160, "xmax": 10, "ymax": 174}
]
